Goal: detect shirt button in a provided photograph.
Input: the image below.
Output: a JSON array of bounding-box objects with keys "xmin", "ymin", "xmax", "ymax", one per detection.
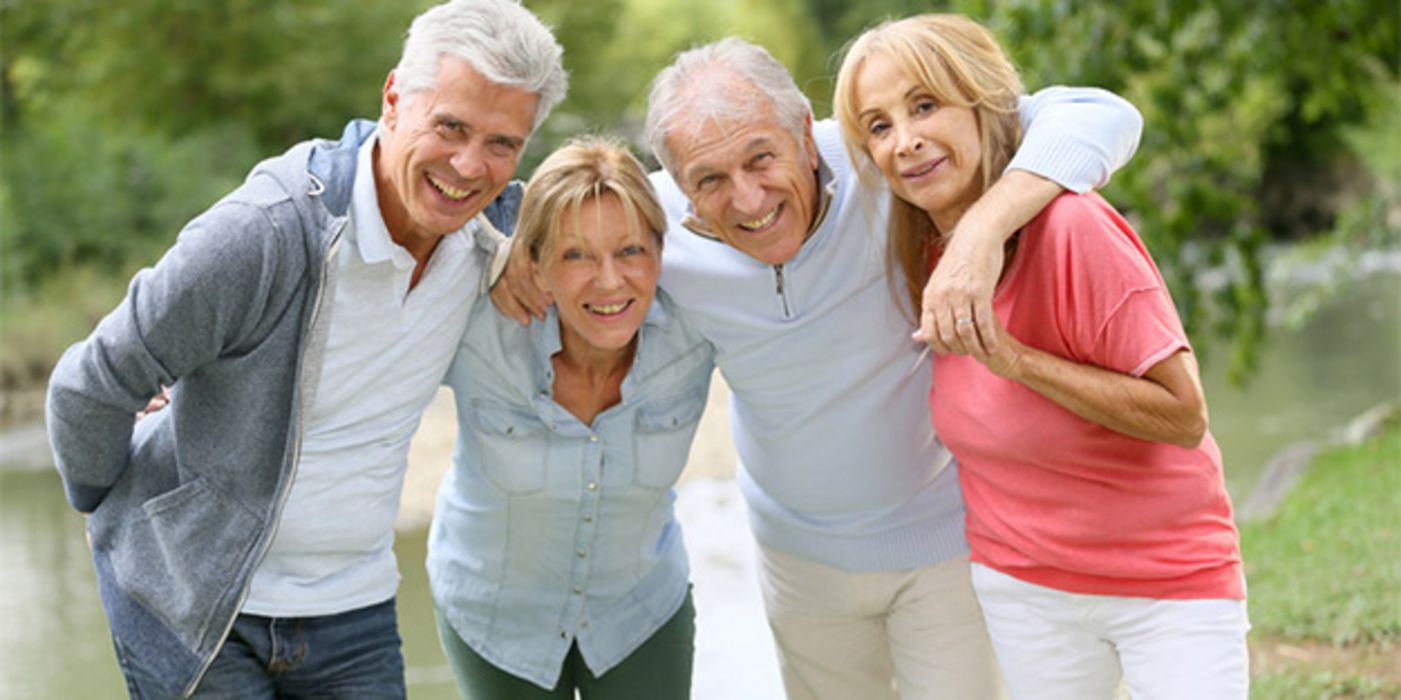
[
  {"xmin": 581, "ymin": 620, "xmax": 590, "ymax": 628},
  {"xmin": 582, "ymin": 515, "xmax": 593, "ymax": 523},
  {"xmin": 559, "ymin": 631, "xmax": 567, "ymax": 639},
  {"xmin": 577, "ymin": 550, "xmax": 587, "ymax": 558},
  {"xmin": 573, "ymin": 586, "xmax": 583, "ymax": 594},
  {"xmin": 587, "ymin": 482, "xmax": 598, "ymax": 492},
  {"xmin": 589, "ymin": 435, "xmax": 599, "ymax": 443}
]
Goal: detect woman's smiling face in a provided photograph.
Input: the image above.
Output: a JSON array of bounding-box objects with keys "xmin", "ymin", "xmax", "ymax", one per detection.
[
  {"xmin": 853, "ymin": 52, "xmax": 983, "ymax": 233},
  {"xmin": 535, "ymin": 193, "xmax": 662, "ymax": 356}
]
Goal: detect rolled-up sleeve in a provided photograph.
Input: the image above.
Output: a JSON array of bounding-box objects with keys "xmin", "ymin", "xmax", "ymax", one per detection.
[{"xmin": 1011, "ymin": 86, "xmax": 1144, "ymax": 194}]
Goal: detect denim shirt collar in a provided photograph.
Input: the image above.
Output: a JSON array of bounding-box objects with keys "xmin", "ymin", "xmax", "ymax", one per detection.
[{"xmin": 528, "ymin": 299, "xmax": 673, "ymax": 408}]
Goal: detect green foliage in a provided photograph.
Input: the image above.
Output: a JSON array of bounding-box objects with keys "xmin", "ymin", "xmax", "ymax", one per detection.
[
  {"xmin": 0, "ymin": 261, "xmax": 146, "ymax": 387},
  {"xmin": 4, "ymin": 0, "xmax": 428, "ymax": 148},
  {"xmin": 0, "ymin": 113, "xmax": 257, "ymax": 292},
  {"xmin": 526, "ymin": 0, "xmax": 826, "ymax": 170},
  {"xmin": 0, "ymin": 0, "xmax": 434, "ymax": 298},
  {"xmin": 1, "ymin": 0, "xmax": 1397, "ymax": 389},
  {"xmin": 1268, "ymin": 85, "xmax": 1400, "ymax": 332},
  {"xmin": 1253, "ymin": 671, "xmax": 1401, "ymax": 700},
  {"xmin": 1240, "ymin": 424, "xmax": 1401, "ymax": 645}
]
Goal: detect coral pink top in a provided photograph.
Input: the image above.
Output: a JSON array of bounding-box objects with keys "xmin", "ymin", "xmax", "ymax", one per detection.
[{"xmin": 930, "ymin": 193, "xmax": 1244, "ymax": 599}]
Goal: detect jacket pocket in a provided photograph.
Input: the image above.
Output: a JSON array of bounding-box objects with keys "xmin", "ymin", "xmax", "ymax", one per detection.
[
  {"xmin": 632, "ymin": 389, "xmax": 706, "ymax": 490},
  {"xmin": 471, "ymin": 399, "xmax": 550, "ymax": 494},
  {"xmin": 106, "ymin": 477, "xmax": 260, "ymax": 647}
]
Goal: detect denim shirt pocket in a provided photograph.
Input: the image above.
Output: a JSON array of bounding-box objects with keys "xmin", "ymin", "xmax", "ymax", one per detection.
[
  {"xmin": 632, "ymin": 389, "xmax": 707, "ymax": 490},
  {"xmin": 471, "ymin": 399, "xmax": 550, "ymax": 494}
]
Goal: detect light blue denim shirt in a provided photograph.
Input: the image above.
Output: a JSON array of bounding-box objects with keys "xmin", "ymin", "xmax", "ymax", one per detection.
[{"xmin": 427, "ymin": 289, "xmax": 714, "ymax": 690}]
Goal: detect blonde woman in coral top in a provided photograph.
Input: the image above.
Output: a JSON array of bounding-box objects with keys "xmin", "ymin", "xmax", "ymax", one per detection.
[{"xmin": 834, "ymin": 14, "xmax": 1249, "ymax": 700}]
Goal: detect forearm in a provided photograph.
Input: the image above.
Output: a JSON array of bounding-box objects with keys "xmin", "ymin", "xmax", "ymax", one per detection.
[
  {"xmin": 1005, "ymin": 347, "xmax": 1206, "ymax": 448},
  {"xmin": 948, "ymin": 170, "xmax": 1062, "ymax": 252},
  {"xmin": 46, "ymin": 340, "xmax": 155, "ymax": 512}
]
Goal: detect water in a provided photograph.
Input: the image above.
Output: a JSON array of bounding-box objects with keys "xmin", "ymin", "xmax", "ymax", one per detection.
[
  {"xmin": 1197, "ymin": 273, "xmax": 1400, "ymax": 497},
  {"xmin": 0, "ymin": 469, "xmax": 460, "ymax": 700},
  {"xmin": 1, "ymin": 271, "xmax": 1396, "ymax": 698}
]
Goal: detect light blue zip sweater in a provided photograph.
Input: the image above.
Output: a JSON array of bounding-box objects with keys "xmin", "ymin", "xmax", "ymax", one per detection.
[{"xmin": 650, "ymin": 88, "xmax": 1142, "ymax": 572}]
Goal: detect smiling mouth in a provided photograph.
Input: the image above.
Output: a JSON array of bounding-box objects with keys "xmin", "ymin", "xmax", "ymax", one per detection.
[
  {"xmin": 427, "ymin": 173, "xmax": 476, "ymax": 202},
  {"xmin": 737, "ymin": 205, "xmax": 781, "ymax": 232},
  {"xmin": 585, "ymin": 300, "xmax": 632, "ymax": 316},
  {"xmin": 902, "ymin": 158, "xmax": 945, "ymax": 179}
]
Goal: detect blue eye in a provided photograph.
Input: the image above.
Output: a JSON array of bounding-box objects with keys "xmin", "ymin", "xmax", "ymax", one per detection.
[
  {"xmin": 620, "ymin": 244, "xmax": 646, "ymax": 257},
  {"xmin": 561, "ymin": 249, "xmax": 584, "ymax": 261}
]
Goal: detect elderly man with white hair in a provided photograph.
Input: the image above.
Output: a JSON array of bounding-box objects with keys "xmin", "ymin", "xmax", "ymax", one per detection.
[
  {"xmin": 45, "ymin": 1, "xmax": 566, "ymax": 697},
  {"xmin": 644, "ymin": 39, "xmax": 1142, "ymax": 700}
]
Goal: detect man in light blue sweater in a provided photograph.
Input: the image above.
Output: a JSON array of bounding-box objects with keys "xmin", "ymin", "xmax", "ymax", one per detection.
[{"xmin": 493, "ymin": 37, "xmax": 1141, "ymax": 700}]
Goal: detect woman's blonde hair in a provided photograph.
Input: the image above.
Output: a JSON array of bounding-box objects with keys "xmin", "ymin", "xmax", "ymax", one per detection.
[
  {"xmin": 833, "ymin": 14, "xmax": 1024, "ymax": 318},
  {"xmin": 515, "ymin": 136, "xmax": 666, "ymax": 266}
]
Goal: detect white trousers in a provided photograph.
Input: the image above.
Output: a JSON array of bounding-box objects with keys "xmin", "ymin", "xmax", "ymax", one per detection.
[
  {"xmin": 971, "ymin": 564, "xmax": 1250, "ymax": 700},
  {"xmin": 758, "ymin": 545, "xmax": 1005, "ymax": 699}
]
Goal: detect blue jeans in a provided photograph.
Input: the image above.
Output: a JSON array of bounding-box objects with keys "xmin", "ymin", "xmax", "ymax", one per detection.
[{"xmin": 116, "ymin": 598, "xmax": 406, "ymax": 699}]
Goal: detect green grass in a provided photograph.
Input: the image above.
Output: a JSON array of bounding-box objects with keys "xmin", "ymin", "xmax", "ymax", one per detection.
[
  {"xmin": 1241, "ymin": 423, "xmax": 1401, "ymax": 644},
  {"xmin": 1253, "ymin": 670, "xmax": 1399, "ymax": 700},
  {"xmin": 1241, "ymin": 419, "xmax": 1401, "ymax": 695}
]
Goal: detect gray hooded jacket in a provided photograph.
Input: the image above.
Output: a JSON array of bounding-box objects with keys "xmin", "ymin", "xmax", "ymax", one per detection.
[{"xmin": 45, "ymin": 119, "xmax": 518, "ymax": 696}]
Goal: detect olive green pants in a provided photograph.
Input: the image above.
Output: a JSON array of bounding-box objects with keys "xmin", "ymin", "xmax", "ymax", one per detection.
[{"xmin": 435, "ymin": 591, "xmax": 695, "ymax": 699}]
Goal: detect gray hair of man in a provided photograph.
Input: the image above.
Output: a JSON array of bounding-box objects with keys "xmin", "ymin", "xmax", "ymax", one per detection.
[
  {"xmin": 393, "ymin": 0, "xmax": 569, "ymax": 132},
  {"xmin": 644, "ymin": 37, "xmax": 813, "ymax": 177}
]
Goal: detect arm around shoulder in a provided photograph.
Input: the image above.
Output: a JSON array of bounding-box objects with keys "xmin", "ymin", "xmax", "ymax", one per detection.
[{"xmin": 1012, "ymin": 86, "xmax": 1144, "ymax": 193}]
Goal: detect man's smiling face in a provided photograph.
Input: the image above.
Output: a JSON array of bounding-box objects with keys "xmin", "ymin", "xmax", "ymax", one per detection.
[
  {"xmin": 667, "ymin": 91, "xmax": 820, "ymax": 266},
  {"xmin": 375, "ymin": 56, "xmax": 539, "ymax": 251}
]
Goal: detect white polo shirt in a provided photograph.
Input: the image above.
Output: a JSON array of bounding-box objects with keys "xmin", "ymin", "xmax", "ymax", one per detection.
[{"xmin": 244, "ymin": 130, "xmax": 486, "ymax": 616}]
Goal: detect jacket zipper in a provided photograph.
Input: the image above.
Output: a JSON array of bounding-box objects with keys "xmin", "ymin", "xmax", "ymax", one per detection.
[
  {"xmin": 774, "ymin": 264, "xmax": 792, "ymax": 318},
  {"xmin": 183, "ymin": 226, "xmax": 345, "ymax": 697}
]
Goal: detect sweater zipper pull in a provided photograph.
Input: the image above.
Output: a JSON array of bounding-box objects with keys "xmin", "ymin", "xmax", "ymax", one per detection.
[{"xmin": 774, "ymin": 264, "xmax": 792, "ymax": 318}]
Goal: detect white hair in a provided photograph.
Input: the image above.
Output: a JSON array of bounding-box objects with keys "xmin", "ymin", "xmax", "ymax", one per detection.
[
  {"xmin": 393, "ymin": 0, "xmax": 568, "ymax": 131},
  {"xmin": 644, "ymin": 37, "xmax": 812, "ymax": 176}
]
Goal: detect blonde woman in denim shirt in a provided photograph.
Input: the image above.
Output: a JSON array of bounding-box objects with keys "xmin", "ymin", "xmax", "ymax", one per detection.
[{"xmin": 428, "ymin": 137, "xmax": 714, "ymax": 699}]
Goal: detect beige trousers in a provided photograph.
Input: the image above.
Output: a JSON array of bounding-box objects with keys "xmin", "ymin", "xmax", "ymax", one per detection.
[{"xmin": 757, "ymin": 546, "xmax": 1006, "ymax": 700}]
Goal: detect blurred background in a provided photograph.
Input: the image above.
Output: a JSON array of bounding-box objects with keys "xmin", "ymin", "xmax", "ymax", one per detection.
[{"xmin": 1, "ymin": 0, "xmax": 1397, "ymax": 697}]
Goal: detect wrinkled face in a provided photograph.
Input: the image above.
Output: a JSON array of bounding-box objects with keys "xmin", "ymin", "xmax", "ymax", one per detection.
[
  {"xmin": 535, "ymin": 194, "xmax": 661, "ymax": 356},
  {"xmin": 853, "ymin": 52, "xmax": 982, "ymax": 232},
  {"xmin": 375, "ymin": 56, "xmax": 539, "ymax": 250},
  {"xmin": 666, "ymin": 101, "xmax": 820, "ymax": 266}
]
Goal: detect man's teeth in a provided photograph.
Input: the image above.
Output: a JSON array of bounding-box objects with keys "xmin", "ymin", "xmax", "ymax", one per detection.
[
  {"xmin": 587, "ymin": 301, "xmax": 628, "ymax": 314},
  {"xmin": 428, "ymin": 174, "xmax": 472, "ymax": 201},
  {"xmin": 739, "ymin": 207, "xmax": 778, "ymax": 231}
]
